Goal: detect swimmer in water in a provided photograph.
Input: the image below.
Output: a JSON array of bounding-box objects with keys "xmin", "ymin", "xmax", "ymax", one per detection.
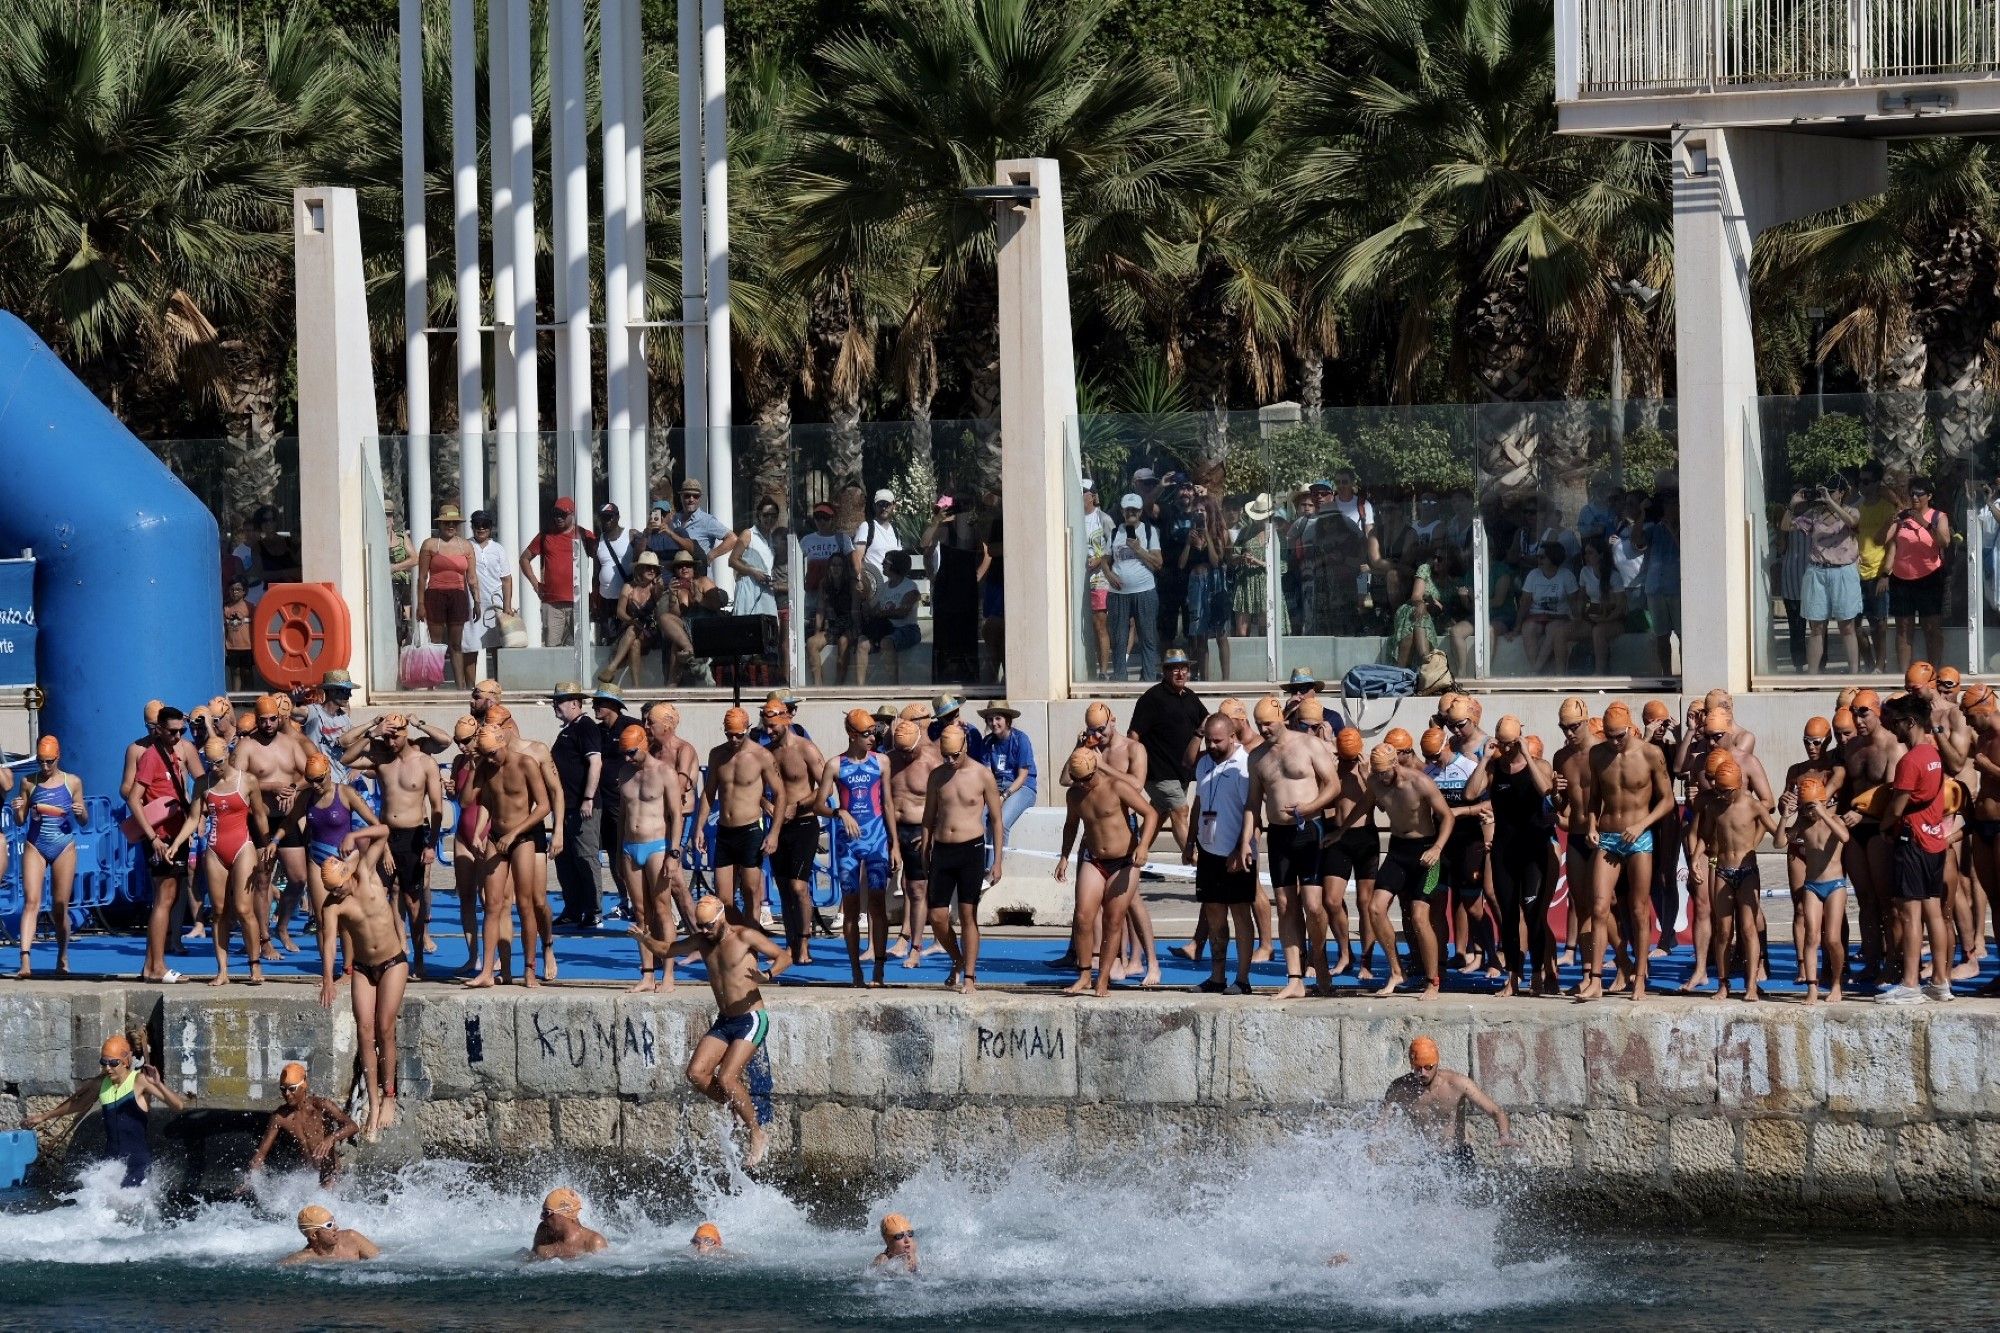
[
  {"xmin": 529, "ymin": 1187, "xmax": 609, "ymax": 1260},
  {"xmin": 690, "ymin": 1222, "xmax": 726, "ymax": 1255},
  {"xmin": 21, "ymin": 1035, "xmax": 190, "ymax": 1188},
  {"xmin": 871, "ymin": 1213, "xmax": 919, "ymax": 1274},
  {"xmin": 241, "ymin": 1062, "xmax": 360, "ymax": 1188},
  {"xmin": 279, "ymin": 1204, "xmax": 380, "ymax": 1264},
  {"xmin": 1378, "ymin": 1035, "xmax": 1515, "ymax": 1168},
  {"xmin": 630, "ymin": 895, "xmax": 791, "ymax": 1168}
]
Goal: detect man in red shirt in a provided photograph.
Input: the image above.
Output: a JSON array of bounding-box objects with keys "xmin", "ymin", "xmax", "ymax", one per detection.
[
  {"xmin": 520, "ymin": 497, "xmax": 597, "ymax": 649},
  {"xmin": 1878, "ymin": 695, "xmax": 1955, "ymax": 1003}
]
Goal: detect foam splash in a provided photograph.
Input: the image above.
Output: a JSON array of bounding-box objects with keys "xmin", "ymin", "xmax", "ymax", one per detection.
[{"xmin": 0, "ymin": 1126, "xmax": 1580, "ymax": 1317}]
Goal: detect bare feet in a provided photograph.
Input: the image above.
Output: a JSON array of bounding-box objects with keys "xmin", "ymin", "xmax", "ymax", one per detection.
[
  {"xmin": 378, "ymin": 1093, "xmax": 398, "ymax": 1129},
  {"xmin": 628, "ymin": 978, "xmax": 659, "ymax": 994},
  {"xmin": 945, "ymin": 970, "xmax": 963, "ymax": 992},
  {"xmin": 1251, "ymin": 946, "xmax": 1274, "ymax": 964},
  {"xmin": 544, "ymin": 950, "xmax": 559, "ymax": 982},
  {"xmin": 744, "ymin": 1127, "xmax": 770, "ymax": 1169},
  {"xmin": 1951, "ymin": 959, "xmax": 1981, "ymax": 981},
  {"xmin": 888, "ymin": 938, "xmax": 910, "ymax": 959},
  {"xmin": 523, "ymin": 972, "xmax": 542, "ymax": 989},
  {"xmin": 1141, "ymin": 963, "xmax": 1161, "ymax": 988},
  {"xmin": 1498, "ymin": 977, "xmax": 1517, "ymax": 998},
  {"xmin": 1372, "ymin": 973, "xmax": 1404, "ymax": 998},
  {"xmin": 1571, "ymin": 979, "xmax": 1603, "ymax": 1002},
  {"xmin": 463, "ymin": 971, "xmax": 496, "ymax": 989},
  {"xmin": 247, "ymin": 964, "xmax": 264, "ymax": 985},
  {"xmin": 1274, "ymin": 977, "xmax": 1307, "ymax": 1000},
  {"xmin": 1417, "ymin": 981, "xmax": 1441, "ymax": 1002},
  {"xmin": 961, "ymin": 975, "xmax": 977, "ymax": 994},
  {"xmin": 207, "ymin": 971, "xmax": 229, "ymax": 988},
  {"xmin": 1674, "ymin": 972, "xmax": 1711, "ymax": 995},
  {"xmin": 1062, "ymin": 976, "xmax": 1094, "ymax": 996},
  {"xmin": 902, "ymin": 950, "xmax": 923, "ymax": 970}
]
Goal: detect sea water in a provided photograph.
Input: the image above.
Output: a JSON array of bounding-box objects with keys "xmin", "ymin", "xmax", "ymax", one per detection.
[{"xmin": 0, "ymin": 1125, "xmax": 1992, "ymax": 1332}]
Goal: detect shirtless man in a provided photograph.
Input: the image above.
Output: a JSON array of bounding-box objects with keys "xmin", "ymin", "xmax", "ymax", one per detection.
[
  {"xmin": 235, "ymin": 694, "xmax": 317, "ymax": 959},
  {"xmin": 763, "ymin": 700, "xmax": 828, "ymax": 964},
  {"xmin": 462, "ymin": 724, "xmax": 553, "ymax": 988},
  {"xmin": 696, "ymin": 707, "xmax": 783, "ymax": 927},
  {"xmin": 630, "ymin": 894, "xmax": 792, "ymax": 1168},
  {"xmin": 1056, "ymin": 747, "xmax": 1159, "ymax": 996},
  {"xmin": 644, "ymin": 700, "xmax": 703, "ymax": 938},
  {"xmin": 444, "ymin": 716, "xmax": 488, "ymax": 967},
  {"xmin": 491, "ymin": 705, "xmax": 564, "ymax": 982},
  {"xmin": 1582, "ymin": 703, "xmax": 1675, "ymax": 1001},
  {"xmin": 922, "ymin": 726, "xmax": 1006, "ymax": 993},
  {"xmin": 1694, "ymin": 756, "xmax": 1777, "ymax": 1000},
  {"xmin": 1841, "ymin": 688, "xmax": 1904, "ymax": 985},
  {"xmin": 529, "ymin": 1188, "xmax": 609, "ymax": 1261},
  {"xmin": 1378, "ymin": 1035, "xmax": 1515, "ymax": 1167},
  {"xmin": 280, "ymin": 1205, "xmax": 380, "ymax": 1264},
  {"xmin": 1364, "ymin": 742, "xmax": 1455, "ymax": 999},
  {"xmin": 1781, "ymin": 717, "xmax": 1847, "ymax": 976},
  {"xmin": 819, "ymin": 710, "xmax": 899, "ymax": 987},
  {"xmin": 341, "ymin": 714, "xmax": 443, "ymax": 978},
  {"xmin": 1783, "ymin": 775, "xmax": 1850, "ymax": 1003},
  {"xmin": 316, "ymin": 829, "xmax": 408, "ymax": 1138},
  {"xmin": 886, "ymin": 720, "xmax": 942, "ymax": 967},
  {"xmin": 123, "ymin": 703, "xmax": 200, "ymax": 983},
  {"xmin": 1550, "ymin": 698, "xmax": 1597, "ymax": 970},
  {"xmin": 617, "ymin": 723, "xmax": 685, "ymax": 992},
  {"xmin": 241, "ymin": 1061, "xmax": 360, "ymax": 1188},
  {"xmin": 1319, "ymin": 726, "xmax": 1375, "ymax": 980},
  {"xmin": 1081, "ymin": 702, "xmax": 1166, "ymax": 987},
  {"xmin": 1246, "ymin": 696, "xmax": 1340, "ymax": 998}
]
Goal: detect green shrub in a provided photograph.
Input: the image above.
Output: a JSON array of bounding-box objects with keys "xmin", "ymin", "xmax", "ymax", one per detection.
[{"xmin": 1786, "ymin": 412, "xmax": 1871, "ymax": 486}]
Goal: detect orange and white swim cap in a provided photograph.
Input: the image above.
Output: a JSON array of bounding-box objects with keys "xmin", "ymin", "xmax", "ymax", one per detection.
[{"xmin": 305, "ymin": 753, "xmax": 331, "ymax": 780}]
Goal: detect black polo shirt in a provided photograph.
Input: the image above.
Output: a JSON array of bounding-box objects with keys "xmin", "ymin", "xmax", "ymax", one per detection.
[
  {"xmin": 1130, "ymin": 681, "xmax": 1209, "ymax": 785},
  {"xmin": 551, "ymin": 713, "xmax": 602, "ymax": 805}
]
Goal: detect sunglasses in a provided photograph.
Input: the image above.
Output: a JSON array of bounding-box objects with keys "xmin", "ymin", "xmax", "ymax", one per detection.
[
  {"xmin": 280, "ymin": 1081, "xmax": 306, "ymax": 1093},
  {"xmin": 1413, "ymin": 1063, "xmax": 1438, "ymax": 1074},
  {"xmin": 1853, "ymin": 706, "xmax": 1875, "ymax": 717},
  {"xmin": 100, "ymin": 1058, "xmax": 126, "ymax": 1068}
]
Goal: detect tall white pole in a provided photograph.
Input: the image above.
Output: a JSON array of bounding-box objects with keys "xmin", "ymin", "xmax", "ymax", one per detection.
[
  {"xmin": 451, "ymin": 0, "xmax": 484, "ymax": 517},
  {"xmin": 508, "ymin": 0, "xmax": 541, "ymax": 631},
  {"xmin": 624, "ymin": 0, "xmax": 650, "ymax": 511},
  {"xmin": 488, "ymin": 0, "xmax": 521, "ymax": 652},
  {"xmin": 702, "ymin": 0, "xmax": 733, "ymax": 544},
  {"xmin": 600, "ymin": 0, "xmax": 632, "ymax": 520},
  {"xmin": 400, "ymin": 0, "xmax": 431, "ymax": 551},
  {"xmin": 558, "ymin": 0, "xmax": 593, "ymax": 537},
  {"xmin": 678, "ymin": 0, "xmax": 707, "ymax": 497},
  {"xmin": 549, "ymin": 0, "xmax": 570, "ymax": 451}
]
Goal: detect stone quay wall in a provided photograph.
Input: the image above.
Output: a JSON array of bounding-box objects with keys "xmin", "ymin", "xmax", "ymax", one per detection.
[{"xmin": 4, "ymin": 984, "xmax": 2000, "ymax": 1219}]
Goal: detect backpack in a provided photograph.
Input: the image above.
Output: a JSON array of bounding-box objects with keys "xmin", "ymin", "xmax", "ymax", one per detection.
[{"xmin": 1340, "ymin": 663, "xmax": 1419, "ymax": 735}]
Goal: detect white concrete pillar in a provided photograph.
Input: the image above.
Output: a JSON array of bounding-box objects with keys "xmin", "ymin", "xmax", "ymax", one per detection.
[
  {"xmin": 600, "ymin": 0, "xmax": 631, "ymax": 518},
  {"xmin": 294, "ymin": 188, "xmax": 380, "ymax": 694},
  {"xmin": 450, "ymin": 0, "xmax": 484, "ymax": 516},
  {"xmin": 399, "ymin": 0, "xmax": 430, "ymax": 542},
  {"xmin": 624, "ymin": 0, "xmax": 650, "ymax": 510},
  {"xmin": 507, "ymin": 0, "xmax": 540, "ymax": 629},
  {"xmin": 994, "ymin": 158, "xmax": 1078, "ymax": 700},
  {"xmin": 678, "ymin": 0, "xmax": 707, "ymax": 498},
  {"xmin": 556, "ymin": 0, "xmax": 592, "ymax": 545},
  {"xmin": 1671, "ymin": 128, "xmax": 1885, "ymax": 692},
  {"xmin": 489, "ymin": 0, "xmax": 517, "ymax": 556},
  {"xmin": 702, "ymin": 0, "xmax": 733, "ymax": 548}
]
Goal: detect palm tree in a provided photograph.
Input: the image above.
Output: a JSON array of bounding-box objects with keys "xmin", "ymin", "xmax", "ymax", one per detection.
[{"xmin": 784, "ymin": 0, "xmax": 1204, "ymax": 491}]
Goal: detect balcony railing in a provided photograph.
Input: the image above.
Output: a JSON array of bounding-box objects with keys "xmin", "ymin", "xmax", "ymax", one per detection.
[{"xmin": 1558, "ymin": 0, "xmax": 2000, "ymax": 98}]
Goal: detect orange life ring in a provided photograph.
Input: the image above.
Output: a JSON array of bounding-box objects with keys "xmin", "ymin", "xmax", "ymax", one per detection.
[{"xmin": 251, "ymin": 583, "xmax": 352, "ymax": 689}]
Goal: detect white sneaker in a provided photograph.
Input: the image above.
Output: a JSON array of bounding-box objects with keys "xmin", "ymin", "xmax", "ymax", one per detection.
[
  {"xmin": 1876, "ymin": 984, "xmax": 1924, "ymax": 1005},
  {"xmin": 1925, "ymin": 983, "xmax": 1956, "ymax": 1003}
]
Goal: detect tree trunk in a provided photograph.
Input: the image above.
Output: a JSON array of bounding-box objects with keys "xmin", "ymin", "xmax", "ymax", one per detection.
[
  {"xmin": 751, "ymin": 393, "xmax": 793, "ymax": 513},
  {"xmin": 1866, "ymin": 336, "xmax": 1931, "ymax": 479},
  {"xmin": 1300, "ymin": 348, "xmax": 1324, "ymax": 426},
  {"xmin": 226, "ymin": 363, "xmax": 283, "ymax": 526}
]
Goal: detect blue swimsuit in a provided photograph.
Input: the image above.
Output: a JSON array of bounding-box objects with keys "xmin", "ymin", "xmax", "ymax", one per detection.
[
  {"xmin": 834, "ymin": 754, "xmax": 892, "ymax": 892},
  {"xmin": 28, "ymin": 780, "xmax": 76, "ymax": 861}
]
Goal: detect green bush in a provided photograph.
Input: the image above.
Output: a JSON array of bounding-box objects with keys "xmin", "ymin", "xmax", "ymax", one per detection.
[
  {"xmin": 1786, "ymin": 412, "xmax": 1872, "ymax": 486},
  {"xmin": 1347, "ymin": 419, "xmax": 1475, "ymax": 494},
  {"xmin": 1619, "ymin": 424, "xmax": 1679, "ymax": 491}
]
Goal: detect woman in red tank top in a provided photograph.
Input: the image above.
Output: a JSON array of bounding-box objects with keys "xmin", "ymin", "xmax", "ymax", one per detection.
[{"xmin": 1882, "ymin": 476, "xmax": 1952, "ymax": 672}]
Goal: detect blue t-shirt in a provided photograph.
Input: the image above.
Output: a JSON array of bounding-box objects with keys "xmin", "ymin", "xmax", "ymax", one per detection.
[
  {"xmin": 984, "ymin": 729, "xmax": 1037, "ymax": 793},
  {"xmin": 1643, "ymin": 522, "xmax": 1680, "ymax": 596},
  {"xmin": 928, "ymin": 718, "xmax": 988, "ymax": 764}
]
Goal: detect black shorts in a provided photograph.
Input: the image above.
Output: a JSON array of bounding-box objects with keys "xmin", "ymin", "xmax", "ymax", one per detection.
[
  {"xmin": 1890, "ymin": 568, "xmax": 1947, "ymax": 618},
  {"xmin": 773, "ymin": 815, "xmax": 819, "ymax": 883},
  {"xmin": 388, "ymin": 825, "xmax": 428, "ymax": 899},
  {"xmin": 1895, "ymin": 837, "xmax": 1946, "ymax": 901},
  {"xmin": 897, "ymin": 822, "xmax": 929, "ymax": 883},
  {"xmin": 1321, "ymin": 828, "xmax": 1380, "ymax": 882},
  {"xmin": 1376, "ymin": 836, "xmax": 1442, "ymax": 900},
  {"xmin": 1444, "ymin": 828, "xmax": 1485, "ymax": 902},
  {"xmin": 1196, "ymin": 848, "xmax": 1255, "ymax": 905},
  {"xmin": 929, "ymin": 838, "xmax": 986, "ymax": 908},
  {"xmin": 715, "ymin": 821, "xmax": 765, "ymax": 870},
  {"xmin": 530, "ymin": 823, "xmax": 550, "ymax": 854},
  {"xmin": 1266, "ymin": 820, "xmax": 1322, "ymax": 888}
]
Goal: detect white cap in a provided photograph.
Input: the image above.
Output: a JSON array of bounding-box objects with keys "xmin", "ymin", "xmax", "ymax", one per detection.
[
  {"xmin": 873, "ymin": 489, "xmax": 896, "ymax": 503},
  {"xmin": 1132, "ymin": 467, "xmax": 1157, "ymax": 482},
  {"xmin": 1081, "ymin": 479, "xmax": 1096, "ymax": 491},
  {"xmin": 1120, "ymin": 493, "xmax": 1143, "ymax": 510}
]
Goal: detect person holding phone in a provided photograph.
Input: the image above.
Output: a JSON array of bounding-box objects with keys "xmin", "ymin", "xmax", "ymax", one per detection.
[
  {"xmin": 1788, "ymin": 475, "xmax": 1863, "ymax": 673},
  {"xmin": 1106, "ymin": 494, "xmax": 1163, "ymax": 680}
]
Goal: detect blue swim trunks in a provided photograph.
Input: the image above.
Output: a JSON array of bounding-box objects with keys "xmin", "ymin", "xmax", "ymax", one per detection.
[
  {"xmin": 1803, "ymin": 877, "xmax": 1848, "ymax": 901},
  {"xmin": 1597, "ymin": 828, "xmax": 1654, "ymax": 859},
  {"xmin": 707, "ymin": 1008, "xmax": 771, "ymax": 1048}
]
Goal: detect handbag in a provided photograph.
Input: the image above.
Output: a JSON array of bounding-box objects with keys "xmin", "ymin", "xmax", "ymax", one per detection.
[
  {"xmin": 400, "ymin": 643, "xmax": 447, "ymax": 689},
  {"xmin": 1415, "ymin": 649, "xmax": 1455, "ymax": 696}
]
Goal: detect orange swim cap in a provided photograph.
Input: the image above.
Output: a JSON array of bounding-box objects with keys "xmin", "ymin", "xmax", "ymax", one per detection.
[
  {"xmin": 1085, "ymin": 701, "xmax": 1114, "ymax": 729},
  {"xmin": 1852, "ymin": 689, "xmax": 1882, "ymax": 711},
  {"xmin": 1797, "ymin": 776, "xmax": 1828, "ymax": 804},
  {"xmin": 304, "ymin": 753, "xmax": 331, "ymax": 780},
  {"xmin": 1384, "ymin": 727, "xmax": 1414, "ymax": 751},
  {"xmin": 1642, "ymin": 700, "xmax": 1671, "ymax": 725},
  {"xmin": 1587, "ymin": 717, "xmax": 1605, "ymax": 739},
  {"xmin": 1703, "ymin": 704, "xmax": 1733, "ymax": 735},
  {"xmin": 236, "ymin": 710, "xmax": 257, "ymax": 733},
  {"xmin": 692, "ymin": 1222, "xmax": 723, "ymax": 1247},
  {"xmin": 898, "ymin": 703, "xmax": 932, "ymax": 723},
  {"xmin": 321, "ymin": 857, "xmax": 353, "ymax": 889},
  {"xmin": 1558, "ymin": 696, "xmax": 1589, "ymax": 726},
  {"xmin": 1296, "ymin": 697, "xmax": 1325, "ymax": 726},
  {"xmin": 693, "ymin": 896, "xmax": 726, "ymax": 926},
  {"xmin": 1253, "ymin": 696, "xmax": 1285, "ymax": 726},
  {"xmin": 1906, "ymin": 661, "xmax": 1937, "ymax": 689},
  {"xmin": 1712, "ymin": 757, "xmax": 1742, "ymax": 790},
  {"xmin": 144, "ymin": 699, "xmax": 163, "ymax": 725},
  {"xmin": 1602, "ymin": 702, "xmax": 1633, "ymax": 732},
  {"xmin": 543, "ymin": 1187, "xmax": 582, "ymax": 1216},
  {"xmin": 1703, "ymin": 747, "xmax": 1731, "ymax": 777},
  {"xmin": 1409, "ymin": 1035, "xmax": 1440, "ymax": 1068},
  {"xmin": 1419, "ymin": 726, "xmax": 1446, "ymax": 759},
  {"xmin": 618, "ymin": 724, "xmax": 648, "ymax": 752},
  {"xmin": 36, "ymin": 735, "xmax": 59, "ymax": 761},
  {"xmin": 1368, "ymin": 743, "xmax": 1397, "ymax": 772},
  {"xmin": 202, "ymin": 737, "xmax": 229, "ymax": 764},
  {"xmin": 1938, "ymin": 666, "xmax": 1963, "ymax": 689},
  {"xmin": 473, "ymin": 677, "xmax": 502, "ymax": 697},
  {"xmin": 1703, "ymin": 688, "xmax": 1732, "ymax": 712},
  {"xmin": 475, "ymin": 725, "xmax": 507, "ymax": 755},
  {"xmin": 1218, "ymin": 697, "xmax": 1247, "ymax": 721},
  {"xmin": 1804, "ymin": 716, "xmax": 1832, "ymax": 740},
  {"xmin": 1443, "ymin": 696, "xmax": 1472, "ymax": 723},
  {"xmin": 1495, "ymin": 715, "xmax": 1523, "ymax": 743},
  {"xmin": 939, "ymin": 726, "xmax": 967, "ymax": 757},
  {"xmin": 280, "ymin": 1061, "xmax": 308, "ymax": 1086},
  {"xmin": 1067, "ymin": 747, "xmax": 1099, "ymax": 781},
  {"xmin": 845, "ymin": 708, "xmax": 877, "ymax": 734},
  {"xmin": 487, "ymin": 704, "xmax": 514, "ymax": 729},
  {"xmin": 453, "ymin": 715, "xmax": 480, "ymax": 743},
  {"xmin": 298, "ymin": 1204, "xmax": 334, "ymax": 1230},
  {"xmin": 1525, "ymin": 734, "xmax": 1545, "ymax": 761},
  {"xmin": 1965, "ymin": 684, "xmax": 1998, "ymax": 715},
  {"xmin": 100, "ymin": 1034, "xmax": 132, "ymax": 1061},
  {"xmin": 892, "ymin": 720, "xmax": 921, "ymax": 751},
  {"xmin": 1832, "ymin": 707, "xmax": 1856, "ymax": 731},
  {"xmin": 723, "ymin": 707, "xmax": 751, "ymax": 736},
  {"xmin": 880, "ymin": 1213, "xmax": 912, "ymax": 1239},
  {"xmin": 255, "ymin": 694, "xmax": 282, "ymax": 718},
  {"xmin": 1336, "ymin": 728, "xmax": 1364, "ymax": 759}
]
